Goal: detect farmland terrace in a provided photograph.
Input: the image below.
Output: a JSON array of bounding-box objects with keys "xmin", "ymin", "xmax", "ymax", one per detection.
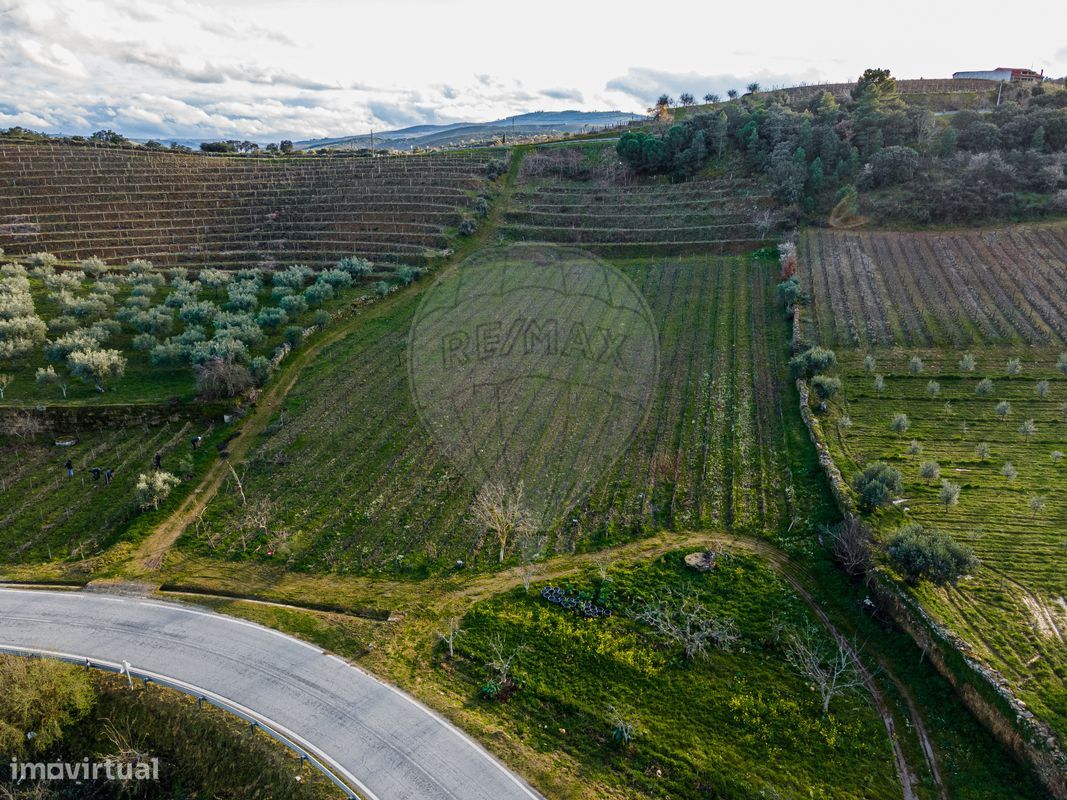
[
  {"xmin": 499, "ymin": 143, "xmax": 778, "ymax": 255},
  {"xmin": 0, "ymin": 142, "xmax": 503, "ymax": 268},
  {"xmin": 799, "ymin": 225, "xmax": 1067, "ymax": 742}
]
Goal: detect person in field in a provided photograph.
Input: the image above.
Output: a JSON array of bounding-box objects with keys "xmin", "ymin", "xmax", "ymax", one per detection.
[
  {"xmin": 65, "ymin": 459, "xmax": 74, "ymax": 478},
  {"xmin": 104, "ymin": 469, "xmax": 114, "ymax": 486},
  {"xmin": 91, "ymin": 467, "xmax": 101, "ymax": 481},
  {"xmin": 154, "ymin": 452, "xmax": 162, "ymax": 469}
]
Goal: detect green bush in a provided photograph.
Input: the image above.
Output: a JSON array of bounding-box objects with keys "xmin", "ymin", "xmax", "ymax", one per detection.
[
  {"xmin": 789, "ymin": 346, "xmax": 837, "ymax": 379},
  {"xmin": 887, "ymin": 523, "xmax": 977, "ymax": 585},
  {"xmin": 851, "ymin": 461, "xmax": 902, "ymax": 511}
]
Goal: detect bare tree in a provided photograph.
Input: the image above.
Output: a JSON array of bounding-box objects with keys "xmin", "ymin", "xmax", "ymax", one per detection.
[
  {"xmin": 485, "ymin": 634, "xmax": 524, "ymax": 686},
  {"xmin": 517, "ymin": 532, "xmax": 545, "ymax": 593},
  {"xmin": 829, "ymin": 517, "xmax": 872, "ymax": 577},
  {"xmin": 636, "ymin": 592, "xmax": 738, "ymax": 659},
  {"xmin": 227, "ymin": 462, "xmax": 247, "ymax": 506},
  {"xmin": 437, "ymin": 616, "xmax": 464, "ymax": 658},
  {"xmin": 2, "ymin": 410, "xmax": 45, "ymax": 439},
  {"xmin": 785, "ymin": 625, "xmax": 866, "ymax": 714},
  {"xmin": 471, "ymin": 482, "xmax": 535, "ymax": 563}
]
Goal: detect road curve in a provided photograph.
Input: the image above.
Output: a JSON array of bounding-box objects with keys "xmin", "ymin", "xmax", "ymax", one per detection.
[{"xmin": 0, "ymin": 588, "xmax": 542, "ymax": 800}]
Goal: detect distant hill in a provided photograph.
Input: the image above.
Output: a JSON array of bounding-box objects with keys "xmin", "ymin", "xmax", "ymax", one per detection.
[{"xmin": 294, "ymin": 110, "xmax": 643, "ymax": 151}]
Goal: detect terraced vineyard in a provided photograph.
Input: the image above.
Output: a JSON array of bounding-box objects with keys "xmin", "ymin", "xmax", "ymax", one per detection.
[
  {"xmin": 799, "ymin": 224, "xmax": 1067, "ymax": 744},
  {"xmin": 799, "ymin": 226, "xmax": 1067, "ymax": 348},
  {"xmin": 0, "ymin": 142, "xmax": 503, "ymax": 268},
  {"xmin": 499, "ymin": 143, "xmax": 776, "ymax": 256},
  {"xmin": 184, "ymin": 253, "xmax": 828, "ymax": 574}
]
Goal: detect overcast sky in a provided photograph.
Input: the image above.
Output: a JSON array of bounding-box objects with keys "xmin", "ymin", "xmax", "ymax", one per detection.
[{"xmin": 2, "ymin": 0, "xmax": 1065, "ymax": 142}]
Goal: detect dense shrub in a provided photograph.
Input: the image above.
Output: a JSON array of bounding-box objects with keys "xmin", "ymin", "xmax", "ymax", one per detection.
[
  {"xmin": 851, "ymin": 461, "xmax": 902, "ymax": 511},
  {"xmin": 789, "ymin": 346, "xmax": 837, "ymax": 379},
  {"xmin": 887, "ymin": 523, "xmax": 977, "ymax": 584}
]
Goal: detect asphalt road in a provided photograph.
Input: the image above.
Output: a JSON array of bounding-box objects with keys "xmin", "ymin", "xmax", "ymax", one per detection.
[{"xmin": 0, "ymin": 588, "xmax": 542, "ymax": 800}]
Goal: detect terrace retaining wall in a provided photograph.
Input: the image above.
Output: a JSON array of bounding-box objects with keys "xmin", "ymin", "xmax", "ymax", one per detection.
[
  {"xmin": 791, "ymin": 303, "xmax": 1067, "ymax": 797},
  {"xmin": 0, "ymin": 401, "xmax": 232, "ymax": 436}
]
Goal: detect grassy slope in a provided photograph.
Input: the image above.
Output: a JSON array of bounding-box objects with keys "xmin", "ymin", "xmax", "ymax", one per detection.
[{"xmin": 823, "ymin": 348, "xmax": 1067, "ymax": 736}]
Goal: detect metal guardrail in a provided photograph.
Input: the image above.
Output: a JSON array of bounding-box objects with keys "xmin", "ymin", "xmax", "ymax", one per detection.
[{"xmin": 0, "ymin": 644, "xmax": 370, "ymax": 800}]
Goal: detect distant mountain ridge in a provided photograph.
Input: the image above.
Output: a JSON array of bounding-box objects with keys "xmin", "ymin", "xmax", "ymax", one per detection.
[{"xmin": 294, "ymin": 110, "xmax": 642, "ymax": 151}]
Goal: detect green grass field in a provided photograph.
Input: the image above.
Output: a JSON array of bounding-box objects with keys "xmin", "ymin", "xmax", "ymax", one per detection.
[
  {"xmin": 447, "ymin": 551, "xmax": 899, "ymax": 800},
  {"xmin": 822, "ymin": 348, "xmax": 1067, "ymax": 736}
]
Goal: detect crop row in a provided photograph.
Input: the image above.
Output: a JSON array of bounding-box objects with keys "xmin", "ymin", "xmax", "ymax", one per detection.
[
  {"xmin": 185, "ymin": 256, "xmax": 799, "ymax": 574},
  {"xmin": 800, "ymin": 227, "xmax": 1067, "ymax": 347},
  {"xmin": 0, "ymin": 421, "xmax": 205, "ymax": 562}
]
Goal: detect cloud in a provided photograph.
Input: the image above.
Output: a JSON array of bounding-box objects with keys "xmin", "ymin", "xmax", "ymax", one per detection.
[
  {"xmin": 541, "ymin": 87, "xmax": 584, "ymax": 102},
  {"xmin": 605, "ymin": 66, "xmax": 823, "ymax": 103},
  {"xmin": 16, "ymin": 39, "xmax": 89, "ymax": 79}
]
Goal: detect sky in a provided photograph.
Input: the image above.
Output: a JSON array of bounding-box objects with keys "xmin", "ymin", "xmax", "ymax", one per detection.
[{"xmin": 2, "ymin": 0, "xmax": 1065, "ymax": 142}]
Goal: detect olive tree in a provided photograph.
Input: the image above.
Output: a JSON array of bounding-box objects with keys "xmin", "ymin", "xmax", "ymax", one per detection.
[
  {"xmin": 1035, "ymin": 380, "xmax": 1050, "ymax": 398},
  {"xmin": 67, "ymin": 348, "xmax": 126, "ymax": 392},
  {"xmin": 135, "ymin": 470, "xmax": 181, "ymax": 510},
  {"xmin": 1001, "ymin": 461, "xmax": 1018, "ymax": 481},
  {"xmin": 35, "ymin": 365, "xmax": 68, "ymax": 398},
  {"xmin": 1006, "ymin": 357, "xmax": 1022, "ymax": 376},
  {"xmin": 891, "ymin": 413, "xmax": 910, "ymax": 435},
  {"xmin": 995, "ymin": 400, "xmax": 1011, "ymax": 420},
  {"xmin": 939, "ymin": 479, "xmax": 961, "ymax": 511},
  {"xmin": 908, "ymin": 356, "xmax": 924, "ymax": 374},
  {"xmin": 887, "ymin": 523, "xmax": 977, "ymax": 584},
  {"xmin": 959, "ymin": 353, "xmax": 976, "ymax": 372},
  {"xmin": 1018, "ymin": 419, "xmax": 1036, "ymax": 438},
  {"xmin": 851, "ymin": 462, "xmax": 903, "ymax": 511},
  {"xmin": 975, "ymin": 378, "xmax": 993, "ymax": 396},
  {"xmin": 919, "ymin": 461, "xmax": 940, "ymax": 482},
  {"xmin": 975, "ymin": 442, "xmax": 991, "ymax": 461}
]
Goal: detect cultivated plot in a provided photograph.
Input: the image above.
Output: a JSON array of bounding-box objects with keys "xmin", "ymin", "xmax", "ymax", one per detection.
[
  {"xmin": 799, "ymin": 226, "xmax": 1067, "ymax": 348},
  {"xmin": 185, "ymin": 255, "xmax": 821, "ymax": 574}
]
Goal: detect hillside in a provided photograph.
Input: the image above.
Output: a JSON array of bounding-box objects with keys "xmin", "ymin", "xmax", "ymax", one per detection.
[
  {"xmin": 0, "ymin": 90, "xmax": 1063, "ymax": 799},
  {"xmin": 296, "ymin": 110, "xmax": 642, "ymax": 151}
]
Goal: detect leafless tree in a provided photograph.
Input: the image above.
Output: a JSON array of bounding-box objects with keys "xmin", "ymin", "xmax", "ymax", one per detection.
[
  {"xmin": 227, "ymin": 462, "xmax": 247, "ymax": 506},
  {"xmin": 471, "ymin": 481, "xmax": 536, "ymax": 563},
  {"xmin": 2, "ymin": 410, "xmax": 44, "ymax": 440},
  {"xmin": 829, "ymin": 517, "xmax": 872, "ymax": 577},
  {"xmin": 437, "ymin": 616, "xmax": 464, "ymax": 658},
  {"xmin": 239, "ymin": 495, "xmax": 272, "ymax": 550},
  {"xmin": 485, "ymin": 634, "xmax": 524, "ymax": 685},
  {"xmin": 785, "ymin": 625, "xmax": 866, "ymax": 714},
  {"xmin": 636, "ymin": 592, "xmax": 738, "ymax": 660}
]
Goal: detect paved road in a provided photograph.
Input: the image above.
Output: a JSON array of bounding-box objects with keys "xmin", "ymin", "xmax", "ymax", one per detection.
[{"xmin": 0, "ymin": 588, "xmax": 542, "ymax": 800}]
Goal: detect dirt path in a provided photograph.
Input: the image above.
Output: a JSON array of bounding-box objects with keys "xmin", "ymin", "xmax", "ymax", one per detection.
[
  {"xmin": 456, "ymin": 531, "xmax": 936, "ymax": 800},
  {"xmin": 131, "ymin": 148, "xmax": 529, "ymax": 574},
  {"xmin": 165, "ymin": 528, "xmax": 941, "ymax": 800}
]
